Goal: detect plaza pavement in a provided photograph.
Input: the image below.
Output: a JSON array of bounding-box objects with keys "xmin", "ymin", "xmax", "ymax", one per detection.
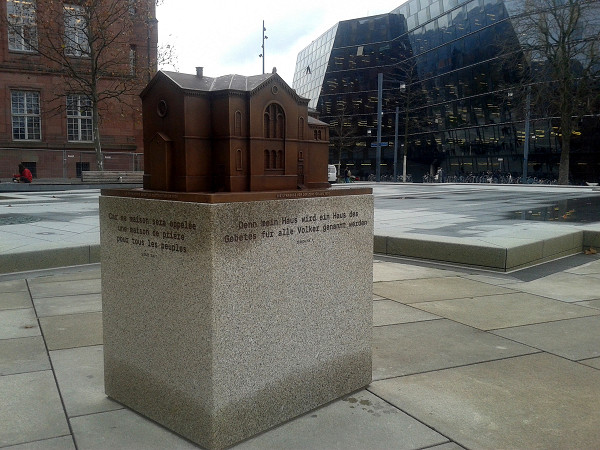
[{"xmin": 2, "ymin": 183, "xmax": 600, "ymax": 448}]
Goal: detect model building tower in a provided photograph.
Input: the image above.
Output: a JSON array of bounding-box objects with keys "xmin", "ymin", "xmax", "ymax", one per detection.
[{"xmin": 140, "ymin": 67, "xmax": 330, "ymax": 193}]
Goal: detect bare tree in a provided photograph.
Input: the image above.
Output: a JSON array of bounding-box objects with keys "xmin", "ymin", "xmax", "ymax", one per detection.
[
  {"xmin": 510, "ymin": 0, "xmax": 600, "ymax": 184},
  {"xmin": 5, "ymin": 0, "xmax": 160, "ymax": 170}
]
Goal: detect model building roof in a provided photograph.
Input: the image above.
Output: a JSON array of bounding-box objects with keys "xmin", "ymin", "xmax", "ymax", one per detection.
[
  {"xmin": 161, "ymin": 71, "xmax": 274, "ymax": 92},
  {"xmin": 142, "ymin": 70, "xmax": 308, "ymax": 104}
]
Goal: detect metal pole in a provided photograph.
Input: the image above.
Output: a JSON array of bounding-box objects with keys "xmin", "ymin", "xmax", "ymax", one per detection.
[
  {"xmin": 394, "ymin": 107, "xmax": 399, "ymax": 182},
  {"xmin": 523, "ymin": 85, "xmax": 531, "ymax": 182},
  {"xmin": 403, "ymin": 97, "xmax": 409, "ymax": 183},
  {"xmin": 376, "ymin": 73, "xmax": 383, "ymax": 182}
]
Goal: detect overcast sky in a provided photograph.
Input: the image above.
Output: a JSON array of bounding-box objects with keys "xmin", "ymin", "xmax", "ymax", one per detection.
[{"xmin": 156, "ymin": 1, "xmax": 404, "ymax": 86}]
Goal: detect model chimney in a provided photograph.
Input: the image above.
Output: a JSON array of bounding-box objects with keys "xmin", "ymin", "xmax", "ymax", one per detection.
[{"xmin": 196, "ymin": 67, "xmax": 203, "ymax": 78}]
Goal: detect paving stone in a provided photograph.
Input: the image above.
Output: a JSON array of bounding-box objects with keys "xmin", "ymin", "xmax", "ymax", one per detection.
[
  {"xmin": 39, "ymin": 312, "xmax": 103, "ymax": 350},
  {"xmin": 0, "ymin": 290, "xmax": 32, "ymax": 310},
  {"xmin": 565, "ymin": 258, "xmax": 600, "ymax": 275},
  {"xmin": 577, "ymin": 299, "xmax": 600, "ymax": 310},
  {"xmin": 0, "ymin": 308, "xmax": 40, "ymax": 339},
  {"xmin": 50, "ymin": 345, "xmax": 121, "ymax": 417},
  {"xmin": 427, "ymin": 443, "xmax": 465, "ymax": 450},
  {"xmin": 373, "ymin": 299, "xmax": 440, "ymax": 326},
  {"xmin": 492, "ymin": 315, "xmax": 600, "ymax": 361},
  {"xmin": 373, "ymin": 277, "xmax": 515, "ymax": 304},
  {"xmin": 515, "ymin": 272, "xmax": 600, "ymax": 302},
  {"xmin": 461, "ymin": 273, "xmax": 523, "ymax": 286},
  {"xmin": 234, "ymin": 390, "xmax": 449, "ymax": 450},
  {"xmin": 373, "ymin": 261, "xmax": 461, "ymax": 282},
  {"xmin": 28, "ymin": 278, "xmax": 101, "ymax": 299},
  {"xmin": 33, "ymin": 293, "xmax": 102, "ymax": 317},
  {"xmin": 0, "ymin": 278, "xmax": 27, "ymax": 293},
  {"xmin": 580, "ymin": 357, "xmax": 600, "ymax": 369},
  {"xmin": 411, "ymin": 292, "xmax": 600, "ymax": 330},
  {"xmin": 0, "ymin": 336, "xmax": 50, "ymax": 376},
  {"xmin": 30, "ymin": 268, "xmax": 101, "ymax": 284},
  {"xmin": 6, "ymin": 436, "xmax": 75, "ymax": 449},
  {"xmin": 70, "ymin": 409, "xmax": 199, "ymax": 450},
  {"xmin": 369, "ymin": 353, "xmax": 600, "ymax": 450},
  {"xmin": 0, "ymin": 371, "xmax": 70, "ymax": 447},
  {"xmin": 373, "ymin": 319, "xmax": 537, "ymax": 380}
]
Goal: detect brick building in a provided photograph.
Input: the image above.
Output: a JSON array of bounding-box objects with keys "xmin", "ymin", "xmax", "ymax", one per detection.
[{"xmin": 0, "ymin": 0, "xmax": 158, "ymax": 180}]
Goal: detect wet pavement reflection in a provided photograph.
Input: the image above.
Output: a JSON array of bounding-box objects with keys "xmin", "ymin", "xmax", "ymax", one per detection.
[{"xmin": 510, "ymin": 197, "xmax": 600, "ymax": 223}]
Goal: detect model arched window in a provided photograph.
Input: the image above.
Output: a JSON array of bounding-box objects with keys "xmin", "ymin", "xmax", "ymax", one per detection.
[
  {"xmin": 264, "ymin": 103, "xmax": 285, "ymax": 138},
  {"xmin": 298, "ymin": 117, "xmax": 305, "ymax": 140},
  {"xmin": 264, "ymin": 103, "xmax": 285, "ymax": 172},
  {"xmin": 236, "ymin": 149, "xmax": 243, "ymax": 171},
  {"xmin": 234, "ymin": 111, "xmax": 242, "ymax": 136},
  {"xmin": 264, "ymin": 113, "xmax": 270, "ymax": 138}
]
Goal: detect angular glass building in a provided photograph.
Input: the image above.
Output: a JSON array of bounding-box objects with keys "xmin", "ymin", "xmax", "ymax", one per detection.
[{"xmin": 292, "ymin": 0, "xmax": 600, "ymax": 183}]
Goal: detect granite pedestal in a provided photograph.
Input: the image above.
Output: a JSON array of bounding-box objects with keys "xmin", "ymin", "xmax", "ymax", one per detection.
[{"xmin": 99, "ymin": 189, "xmax": 373, "ymax": 449}]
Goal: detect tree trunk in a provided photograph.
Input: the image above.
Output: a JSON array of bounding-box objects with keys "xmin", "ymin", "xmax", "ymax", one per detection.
[
  {"xmin": 93, "ymin": 105, "xmax": 103, "ymax": 171},
  {"xmin": 558, "ymin": 135, "xmax": 570, "ymax": 185},
  {"xmin": 558, "ymin": 114, "xmax": 572, "ymax": 185}
]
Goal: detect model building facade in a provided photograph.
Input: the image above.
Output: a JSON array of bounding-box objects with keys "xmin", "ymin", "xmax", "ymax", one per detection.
[{"xmin": 140, "ymin": 68, "xmax": 330, "ymax": 192}]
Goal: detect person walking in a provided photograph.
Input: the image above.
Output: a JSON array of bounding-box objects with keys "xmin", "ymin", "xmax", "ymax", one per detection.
[{"xmin": 344, "ymin": 168, "xmax": 351, "ymax": 183}]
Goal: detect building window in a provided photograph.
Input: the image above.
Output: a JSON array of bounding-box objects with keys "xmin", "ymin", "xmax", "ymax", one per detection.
[
  {"xmin": 234, "ymin": 111, "xmax": 242, "ymax": 136},
  {"xmin": 271, "ymin": 150, "xmax": 277, "ymax": 168},
  {"xmin": 129, "ymin": 45, "xmax": 137, "ymax": 76},
  {"xmin": 298, "ymin": 117, "xmax": 304, "ymax": 139},
  {"xmin": 264, "ymin": 113, "xmax": 270, "ymax": 137},
  {"xmin": 7, "ymin": 0, "xmax": 37, "ymax": 52},
  {"xmin": 11, "ymin": 91, "xmax": 41, "ymax": 140},
  {"xmin": 64, "ymin": 4, "xmax": 89, "ymax": 57},
  {"xmin": 236, "ymin": 149, "xmax": 243, "ymax": 171},
  {"xmin": 67, "ymin": 94, "xmax": 93, "ymax": 141},
  {"xmin": 264, "ymin": 103, "xmax": 285, "ymax": 138}
]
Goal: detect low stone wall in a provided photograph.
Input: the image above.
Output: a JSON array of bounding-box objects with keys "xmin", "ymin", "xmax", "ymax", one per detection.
[{"xmin": 81, "ymin": 171, "xmax": 143, "ymax": 183}]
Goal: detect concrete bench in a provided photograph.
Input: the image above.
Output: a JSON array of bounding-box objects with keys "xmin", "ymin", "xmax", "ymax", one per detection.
[{"xmin": 81, "ymin": 171, "xmax": 143, "ymax": 184}]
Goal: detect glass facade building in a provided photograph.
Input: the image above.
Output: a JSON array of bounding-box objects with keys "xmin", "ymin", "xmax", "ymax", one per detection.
[{"xmin": 292, "ymin": 0, "xmax": 600, "ymax": 183}]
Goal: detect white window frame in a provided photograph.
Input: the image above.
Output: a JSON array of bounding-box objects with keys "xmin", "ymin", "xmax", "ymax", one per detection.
[
  {"xmin": 64, "ymin": 4, "xmax": 89, "ymax": 57},
  {"xmin": 11, "ymin": 90, "xmax": 41, "ymax": 141},
  {"xmin": 67, "ymin": 94, "xmax": 93, "ymax": 142},
  {"xmin": 7, "ymin": 0, "xmax": 38, "ymax": 52}
]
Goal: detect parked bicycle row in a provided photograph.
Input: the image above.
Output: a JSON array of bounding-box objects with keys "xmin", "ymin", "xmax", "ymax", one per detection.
[{"xmin": 432, "ymin": 171, "xmax": 558, "ymax": 185}]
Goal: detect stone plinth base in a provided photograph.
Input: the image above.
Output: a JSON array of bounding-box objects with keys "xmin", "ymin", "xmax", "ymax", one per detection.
[{"xmin": 100, "ymin": 191, "xmax": 373, "ymax": 449}]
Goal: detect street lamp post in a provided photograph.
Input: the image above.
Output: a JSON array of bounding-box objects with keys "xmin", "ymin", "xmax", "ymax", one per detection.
[
  {"xmin": 394, "ymin": 107, "xmax": 399, "ymax": 182},
  {"xmin": 259, "ymin": 21, "xmax": 268, "ymax": 74},
  {"xmin": 523, "ymin": 85, "xmax": 531, "ymax": 182},
  {"xmin": 376, "ymin": 73, "xmax": 383, "ymax": 182},
  {"xmin": 376, "ymin": 74, "xmax": 409, "ymax": 183}
]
